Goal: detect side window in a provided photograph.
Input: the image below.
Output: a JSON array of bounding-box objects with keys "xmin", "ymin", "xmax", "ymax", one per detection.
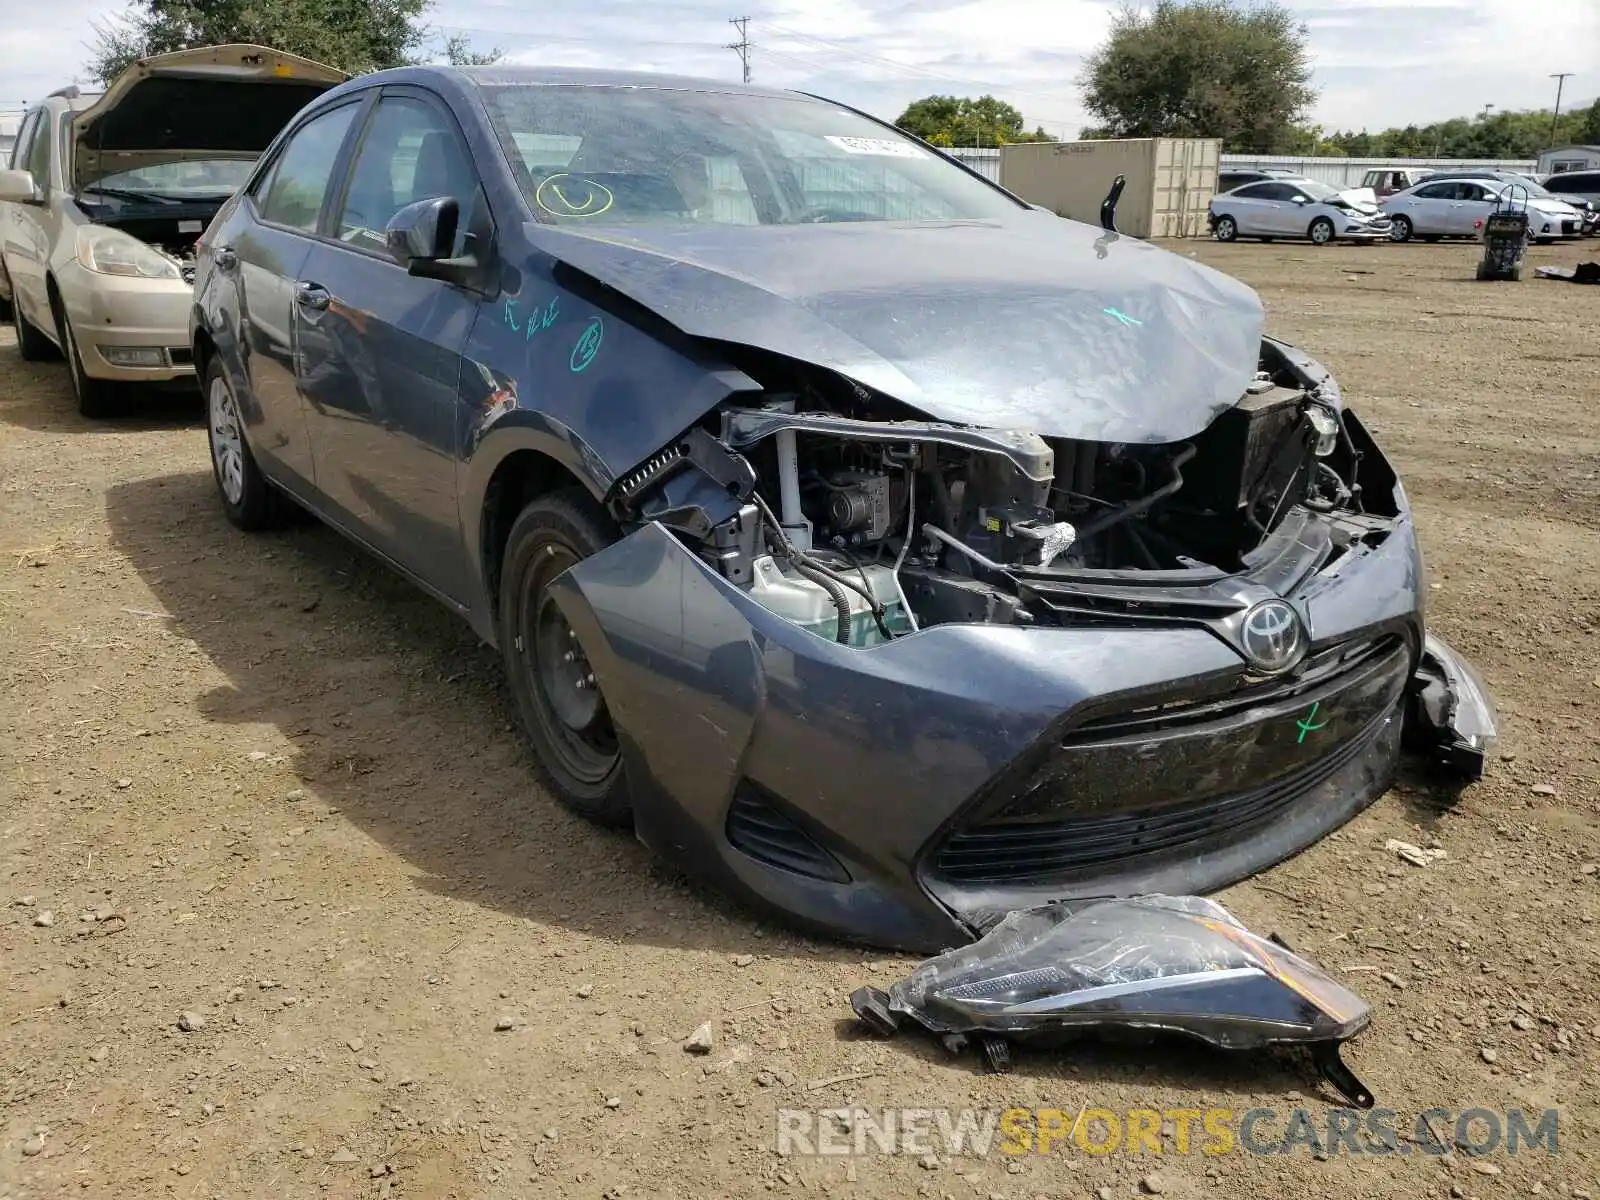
[
  {"xmin": 27, "ymin": 110, "xmax": 52, "ymax": 189},
  {"xmin": 1231, "ymin": 183, "xmax": 1269, "ymax": 200},
  {"xmin": 335, "ymin": 96, "xmax": 478, "ymax": 254},
  {"xmin": 1260, "ymin": 183, "xmax": 1300, "ymax": 201},
  {"xmin": 256, "ymin": 103, "xmax": 360, "ymax": 232},
  {"xmin": 1415, "ymin": 182, "xmax": 1453, "ymax": 200},
  {"xmin": 10, "ymin": 111, "xmax": 38, "ymax": 171}
]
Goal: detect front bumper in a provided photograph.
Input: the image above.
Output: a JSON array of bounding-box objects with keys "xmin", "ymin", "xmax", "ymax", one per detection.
[
  {"xmin": 57, "ymin": 262, "xmax": 195, "ymax": 381},
  {"xmin": 551, "ymin": 429, "xmax": 1494, "ymax": 951}
]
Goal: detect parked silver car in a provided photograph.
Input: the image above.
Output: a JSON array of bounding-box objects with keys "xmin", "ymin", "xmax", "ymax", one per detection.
[
  {"xmin": 1208, "ymin": 179, "xmax": 1392, "ymax": 245},
  {"xmin": 1381, "ymin": 178, "xmax": 1585, "ymax": 243}
]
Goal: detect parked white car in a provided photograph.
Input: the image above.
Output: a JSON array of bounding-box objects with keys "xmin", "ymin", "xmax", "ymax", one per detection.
[
  {"xmin": 1381, "ymin": 178, "xmax": 1585, "ymax": 243},
  {"xmin": 1207, "ymin": 178, "xmax": 1392, "ymax": 245},
  {"xmin": 0, "ymin": 45, "xmax": 344, "ymax": 416}
]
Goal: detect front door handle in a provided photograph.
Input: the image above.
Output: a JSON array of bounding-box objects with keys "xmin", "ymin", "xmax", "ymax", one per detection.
[
  {"xmin": 296, "ymin": 282, "xmax": 330, "ymax": 311},
  {"xmin": 213, "ymin": 245, "xmax": 238, "ymax": 271}
]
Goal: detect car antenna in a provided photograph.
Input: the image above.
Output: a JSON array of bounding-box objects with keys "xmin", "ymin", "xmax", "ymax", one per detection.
[{"xmin": 1100, "ymin": 174, "xmax": 1126, "ymax": 233}]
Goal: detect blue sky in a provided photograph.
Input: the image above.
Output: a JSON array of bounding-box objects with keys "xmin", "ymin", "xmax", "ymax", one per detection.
[{"xmin": 2, "ymin": 0, "xmax": 1594, "ymax": 138}]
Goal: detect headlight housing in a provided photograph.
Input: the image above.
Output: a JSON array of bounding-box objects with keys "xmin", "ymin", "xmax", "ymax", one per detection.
[{"xmin": 75, "ymin": 226, "xmax": 181, "ymax": 280}]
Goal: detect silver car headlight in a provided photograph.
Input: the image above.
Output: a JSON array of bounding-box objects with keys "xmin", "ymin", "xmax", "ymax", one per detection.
[{"xmin": 75, "ymin": 226, "xmax": 181, "ymax": 281}]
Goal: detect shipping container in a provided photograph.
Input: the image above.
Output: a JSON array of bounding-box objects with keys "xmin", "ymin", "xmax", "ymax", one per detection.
[{"xmin": 997, "ymin": 138, "xmax": 1221, "ymax": 238}]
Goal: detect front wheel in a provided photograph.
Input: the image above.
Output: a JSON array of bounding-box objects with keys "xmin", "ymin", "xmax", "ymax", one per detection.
[
  {"xmin": 1389, "ymin": 215, "xmax": 1413, "ymax": 243},
  {"xmin": 54, "ymin": 299, "xmax": 120, "ymax": 418},
  {"xmin": 498, "ymin": 489, "xmax": 631, "ymax": 826},
  {"xmin": 1308, "ymin": 216, "xmax": 1336, "ymax": 245},
  {"xmin": 1213, "ymin": 215, "xmax": 1238, "ymax": 242}
]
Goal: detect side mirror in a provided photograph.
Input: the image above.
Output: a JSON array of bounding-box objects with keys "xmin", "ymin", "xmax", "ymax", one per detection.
[
  {"xmin": 385, "ymin": 196, "xmax": 459, "ymax": 273},
  {"xmin": 0, "ymin": 168, "xmax": 40, "ymax": 204},
  {"xmin": 1292, "ymin": 194, "xmax": 1309, "ymax": 204}
]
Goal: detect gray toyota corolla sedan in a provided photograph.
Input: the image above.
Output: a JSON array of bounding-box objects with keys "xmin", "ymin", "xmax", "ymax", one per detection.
[{"xmin": 190, "ymin": 65, "xmax": 1496, "ymax": 951}]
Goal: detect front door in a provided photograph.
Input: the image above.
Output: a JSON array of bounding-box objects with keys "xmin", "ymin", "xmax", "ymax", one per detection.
[
  {"xmin": 296, "ymin": 89, "xmax": 485, "ymax": 603},
  {"xmin": 6, "ymin": 108, "xmax": 54, "ymax": 331}
]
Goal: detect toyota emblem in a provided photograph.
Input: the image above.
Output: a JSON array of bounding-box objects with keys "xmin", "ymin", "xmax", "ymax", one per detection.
[{"xmin": 1239, "ymin": 600, "xmax": 1307, "ymax": 674}]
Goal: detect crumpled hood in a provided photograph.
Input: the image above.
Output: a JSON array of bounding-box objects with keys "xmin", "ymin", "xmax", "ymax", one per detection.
[{"xmin": 529, "ymin": 213, "xmax": 1265, "ymax": 443}]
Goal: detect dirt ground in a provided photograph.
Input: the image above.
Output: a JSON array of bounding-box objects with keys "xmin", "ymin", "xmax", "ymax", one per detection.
[{"xmin": 2, "ymin": 238, "xmax": 1599, "ymax": 1200}]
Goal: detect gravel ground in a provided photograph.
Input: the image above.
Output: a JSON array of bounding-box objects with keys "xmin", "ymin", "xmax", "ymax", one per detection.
[{"xmin": 2, "ymin": 237, "xmax": 1599, "ymax": 1200}]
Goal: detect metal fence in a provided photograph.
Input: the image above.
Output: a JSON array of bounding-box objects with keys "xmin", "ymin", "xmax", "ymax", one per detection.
[{"xmin": 942, "ymin": 147, "xmax": 1539, "ymax": 190}]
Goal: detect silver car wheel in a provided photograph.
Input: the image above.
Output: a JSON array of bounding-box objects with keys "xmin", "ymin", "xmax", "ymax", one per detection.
[{"xmin": 208, "ymin": 375, "xmax": 246, "ymax": 506}]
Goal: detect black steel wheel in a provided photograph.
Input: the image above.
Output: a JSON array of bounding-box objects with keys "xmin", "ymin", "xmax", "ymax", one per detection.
[{"xmin": 498, "ymin": 488, "xmax": 630, "ymax": 826}]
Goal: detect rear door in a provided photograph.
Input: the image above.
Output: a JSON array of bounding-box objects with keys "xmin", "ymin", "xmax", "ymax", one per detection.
[
  {"xmin": 294, "ymin": 87, "xmax": 487, "ymax": 603},
  {"xmin": 227, "ymin": 97, "xmax": 367, "ymax": 491},
  {"xmin": 1221, "ymin": 181, "xmax": 1279, "ymax": 235}
]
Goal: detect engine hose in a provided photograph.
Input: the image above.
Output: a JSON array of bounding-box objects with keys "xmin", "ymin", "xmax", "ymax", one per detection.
[
  {"xmin": 793, "ymin": 560, "xmax": 853, "ymax": 644},
  {"xmin": 1073, "ymin": 443, "xmax": 1197, "ymax": 541}
]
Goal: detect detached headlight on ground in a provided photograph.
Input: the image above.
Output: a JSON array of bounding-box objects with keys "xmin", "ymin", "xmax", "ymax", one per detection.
[
  {"xmin": 75, "ymin": 226, "xmax": 181, "ymax": 280},
  {"xmin": 851, "ymin": 895, "xmax": 1375, "ymax": 1106}
]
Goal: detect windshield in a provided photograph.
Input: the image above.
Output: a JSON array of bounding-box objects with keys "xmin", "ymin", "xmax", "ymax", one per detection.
[
  {"xmin": 85, "ymin": 159, "xmax": 254, "ymax": 199},
  {"xmin": 480, "ymin": 84, "xmax": 1023, "ymax": 227}
]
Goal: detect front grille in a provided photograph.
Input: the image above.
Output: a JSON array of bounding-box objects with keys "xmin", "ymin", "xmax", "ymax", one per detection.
[
  {"xmin": 181, "ymin": 264, "xmax": 197, "ymax": 284},
  {"xmin": 933, "ymin": 636, "xmax": 1409, "ymax": 886},
  {"xmin": 168, "ymin": 347, "xmax": 193, "ymax": 365},
  {"xmin": 726, "ymin": 783, "xmax": 849, "ymax": 883}
]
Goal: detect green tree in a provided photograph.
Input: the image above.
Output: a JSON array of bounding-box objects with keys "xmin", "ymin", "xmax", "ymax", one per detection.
[
  {"xmin": 894, "ymin": 95, "xmax": 1053, "ymax": 147},
  {"xmin": 1579, "ymin": 97, "xmax": 1600, "ymax": 145},
  {"xmin": 87, "ymin": 0, "xmax": 432, "ymax": 83},
  {"xmin": 441, "ymin": 34, "xmax": 504, "ymax": 67},
  {"xmin": 1322, "ymin": 103, "xmax": 1598, "ymax": 159},
  {"xmin": 1080, "ymin": 0, "xmax": 1316, "ymax": 153}
]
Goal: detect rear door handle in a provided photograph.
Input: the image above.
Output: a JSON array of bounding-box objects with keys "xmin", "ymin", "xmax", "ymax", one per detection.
[
  {"xmin": 214, "ymin": 245, "xmax": 238, "ymax": 271},
  {"xmin": 296, "ymin": 282, "xmax": 330, "ymax": 311}
]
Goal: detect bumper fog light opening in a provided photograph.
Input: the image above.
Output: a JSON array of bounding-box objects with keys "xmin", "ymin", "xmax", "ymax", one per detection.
[{"xmin": 100, "ymin": 346, "xmax": 169, "ymax": 369}]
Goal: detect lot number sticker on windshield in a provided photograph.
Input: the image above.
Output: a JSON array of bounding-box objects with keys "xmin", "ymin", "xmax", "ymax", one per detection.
[{"xmin": 825, "ymin": 136, "xmax": 927, "ymax": 158}]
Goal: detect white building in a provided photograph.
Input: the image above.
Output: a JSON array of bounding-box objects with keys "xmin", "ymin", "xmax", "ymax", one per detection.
[{"xmin": 1538, "ymin": 145, "xmax": 1600, "ymax": 174}]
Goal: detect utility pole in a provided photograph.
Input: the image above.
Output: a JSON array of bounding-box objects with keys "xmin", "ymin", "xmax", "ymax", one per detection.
[
  {"xmin": 727, "ymin": 17, "xmax": 751, "ymax": 84},
  {"xmin": 1480, "ymin": 103, "xmax": 1494, "ymax": 120},
  {"xmin": 1548, "ymin": 72, "xmax": 1573, "ymax": 148}
]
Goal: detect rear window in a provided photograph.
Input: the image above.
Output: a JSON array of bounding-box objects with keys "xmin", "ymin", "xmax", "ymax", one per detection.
[{"xmin": 480, "ymin": 84, "xmax": 1022, "ymax": 227}]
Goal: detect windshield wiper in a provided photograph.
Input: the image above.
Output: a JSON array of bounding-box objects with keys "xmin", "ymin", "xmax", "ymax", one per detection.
[{"xmin": 79, "ymin": 185, "xmax": 182, "ymax": 205}]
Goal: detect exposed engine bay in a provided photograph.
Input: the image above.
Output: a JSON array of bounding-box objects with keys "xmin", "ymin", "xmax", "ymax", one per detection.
[{"xmin": 614, "ymin": 339, "xmax": 1398, "ymax": 649}]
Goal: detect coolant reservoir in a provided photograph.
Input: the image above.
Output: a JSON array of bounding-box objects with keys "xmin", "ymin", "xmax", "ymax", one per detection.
[{"xmin": 745, "ymin": 555, "xmax": 911, "ymax": 647}]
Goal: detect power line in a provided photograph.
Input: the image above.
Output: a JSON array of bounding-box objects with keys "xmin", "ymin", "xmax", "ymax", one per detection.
[{"xmin": 728, "ymin": 16, "xmax": 751, "ymax": 84}]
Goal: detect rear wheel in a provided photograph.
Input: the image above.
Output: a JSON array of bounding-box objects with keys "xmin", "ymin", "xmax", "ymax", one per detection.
[
  {"xmin": 12, "ymin": 291, "xmax": 56, "ymax": 361},
  {"xmin": 1308, "ymin": 216, "xmax": 1336, "ymax": 245},
  {"xmin": 205, "ymin": 357, "xmax": 290, "ymax": 530},
  {"xmin": 53, "ymin": 296, "xmax": 120, "ymax": 418},
  {"xmin": 1389, "ymin": 215, "xmax": 1413, "ymax": 243},
  {"xmin": 498, "ymin": 489, "xmax": 631, "ymax": 826},
  {"xmin": 1213, "ymin": 215, "xmax": 1238, "ymax": 242}
]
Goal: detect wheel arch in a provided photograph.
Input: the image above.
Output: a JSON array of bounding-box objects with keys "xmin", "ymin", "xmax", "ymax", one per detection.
[{"xmin": 464, "ymin": 426, "xmax": 614, "ymax": 642}]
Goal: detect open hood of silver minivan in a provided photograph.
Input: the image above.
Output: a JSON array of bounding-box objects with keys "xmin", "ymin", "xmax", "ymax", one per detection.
[{"xmin": 73, "ymin": 44, "xmax": 346, "ymax": 190}]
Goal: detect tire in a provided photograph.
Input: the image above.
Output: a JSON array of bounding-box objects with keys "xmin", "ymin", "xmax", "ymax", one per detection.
[
  {"xmin": 1389, "ymin": 215, "xmax": 1413, "ymax": 243},
  {"xmin": 12, "ymin": 290, "xmax": 57, "ymax": 361},
  {"xmin": 1213, "ymin": 215, "xmax": 1238, "ymax": 242},
  {"xmin": 204, "ymin": 356, "xmax": 289, "ymax": 530},
  {"xmin": 498, "ymin": 488, "xmax": 631, "ymax": 826},
  {"xmin": 1308, "ymin": 216, "xmax": 1336, "ymax": 245},
  {"xmin": 53, "ymin": 295, "xmax": 121, "ymax": 418}
]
